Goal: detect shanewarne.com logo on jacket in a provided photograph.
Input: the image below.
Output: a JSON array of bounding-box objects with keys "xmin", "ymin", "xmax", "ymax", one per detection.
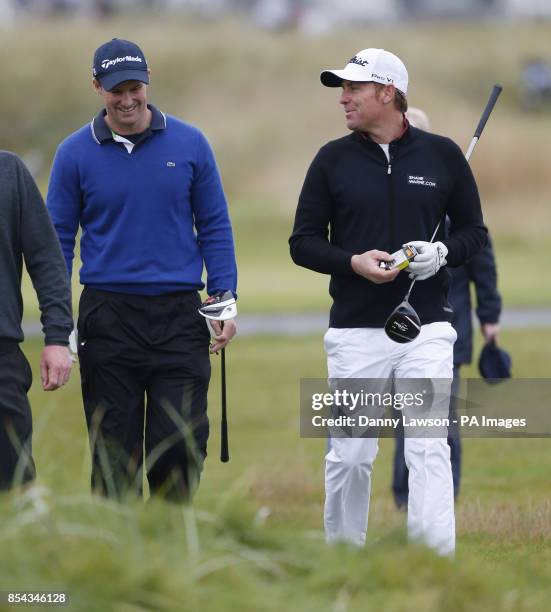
[{"xmin": 408, "ymin": 175, "xmax": 437, "ymax": 188}]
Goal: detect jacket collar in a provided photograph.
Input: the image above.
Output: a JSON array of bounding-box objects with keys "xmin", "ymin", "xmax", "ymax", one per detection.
[{"xmin": 354, "ymin": 114, "xmax": 412, "ymax": 148}]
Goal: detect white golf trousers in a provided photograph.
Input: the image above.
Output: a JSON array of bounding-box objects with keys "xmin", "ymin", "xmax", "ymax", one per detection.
[{"xmin": 323, "ymin": 322, "xmax": 456, "ymax": 556}]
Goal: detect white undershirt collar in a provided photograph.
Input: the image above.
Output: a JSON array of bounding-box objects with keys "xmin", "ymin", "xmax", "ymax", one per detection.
[{"xmin": 378, "ymin": 143, "xmax": 390, "ymax": 161}]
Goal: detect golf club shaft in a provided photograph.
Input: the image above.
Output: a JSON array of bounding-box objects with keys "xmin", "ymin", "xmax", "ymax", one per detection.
[
  {"xmin": 406, "ymin": 84, "xmax": 502, "ymax": 300},
  {"xmin": 220, "ymin": 330, "xmax": 229, "ymax": 463},
  {"xmin": 466, "ymin": 84, "xmax": 503, "ymax": 158}
]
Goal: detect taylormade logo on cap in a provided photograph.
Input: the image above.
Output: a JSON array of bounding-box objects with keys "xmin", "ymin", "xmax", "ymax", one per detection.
[
  {"xmin": 320, "ymin": 48, "xmax": 408, "ymax": 95},
  {"xmin": 100, "ymin": 56, "xmax": 143, "ymax": 71}
]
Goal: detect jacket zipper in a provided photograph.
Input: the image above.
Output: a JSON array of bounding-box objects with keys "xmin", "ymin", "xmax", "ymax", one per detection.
[{"xmin": 388, "ymin": 144, "xmax": 395, "ymax": 251}]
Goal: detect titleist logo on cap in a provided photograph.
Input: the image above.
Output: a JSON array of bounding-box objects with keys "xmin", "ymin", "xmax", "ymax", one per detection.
[{"xmin": 349, "ymin": 55, "xmax": 369, "ymax": 67}]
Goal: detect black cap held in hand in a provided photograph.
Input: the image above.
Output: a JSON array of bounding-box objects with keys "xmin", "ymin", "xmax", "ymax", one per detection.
[
  {"xmin": 93, "ymin": 38, "xmax": 149, "ymax": 91},
  {"xmin": 478, "ymin": 339, "xmax": 512, "ymax": 383}
]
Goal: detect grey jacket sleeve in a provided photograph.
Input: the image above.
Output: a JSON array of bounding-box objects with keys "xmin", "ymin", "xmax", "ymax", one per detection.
[{"xmin": 17, "ymin": 156, "xmax": 73, "ymax": 345}]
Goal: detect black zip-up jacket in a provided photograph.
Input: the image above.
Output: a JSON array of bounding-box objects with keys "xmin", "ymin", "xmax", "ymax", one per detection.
[
  {"xmin": 450, "ymin": 234, "xmax": 501, "ymax": 364},
  {"xmin": 289, "ymin": 126, "xmax": 488, "ymax": 328}
]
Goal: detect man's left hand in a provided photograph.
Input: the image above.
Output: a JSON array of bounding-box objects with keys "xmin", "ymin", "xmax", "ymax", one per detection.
[
  {"xmin": 407, "ymin": 241, "xmax": 448, "ymax": 280},
  {"xmin": 40, "ymin": 345, "xmax": 73, "ymax": 391},
  {"xmin": 209, "ymin": 319, "xmax": 237, "ymax": 353},
  {"xmin": 481, "ymin": 322, "xmax": 500, "ymax": 343}
]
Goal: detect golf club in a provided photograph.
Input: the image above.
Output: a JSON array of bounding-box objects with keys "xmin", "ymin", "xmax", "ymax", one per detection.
[
  {"xmin": 198, "ymin": 290, "xmax": 237, "ymax": 462},
  {"xmin": 385, "ymin": 84, "xmax": 503, "ymax": 343}
]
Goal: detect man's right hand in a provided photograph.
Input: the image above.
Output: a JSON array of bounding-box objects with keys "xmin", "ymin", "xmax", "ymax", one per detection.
[
  {"xmin": 351, "ymin": 251, "xmax": 400, "ymax": 284},
  {"xmin": 208, "ymin": 318, "xmax": 237, "ymax": 353},
  {"xmin": 40, "ymin": 345, "xmax": 73, "ymax": 391}
]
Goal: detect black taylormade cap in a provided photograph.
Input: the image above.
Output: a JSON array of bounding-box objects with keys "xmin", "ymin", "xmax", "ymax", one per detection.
[{"xmin": 93, "ymin": 38, "xmax": 149, "ymax": 91}]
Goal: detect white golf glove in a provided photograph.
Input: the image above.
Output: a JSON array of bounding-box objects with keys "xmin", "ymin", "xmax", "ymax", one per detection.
[
  {"xmin": 68, "ymin": 329, "xmax": 78, "ymax": 362},
  {"xmin": 406, "ymin": 241, "xmax": 448, "ymax": 280}
]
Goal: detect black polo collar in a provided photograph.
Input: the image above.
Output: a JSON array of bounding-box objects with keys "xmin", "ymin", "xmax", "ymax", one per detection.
[{"xmin": 90, "ymin": 104, "xmax": 166, "ymax": 144}]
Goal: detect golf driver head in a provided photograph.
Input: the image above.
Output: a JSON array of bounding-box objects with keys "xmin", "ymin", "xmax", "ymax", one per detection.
[
  {"xmin": 198, "ymin": 290, "xmax": 237, "ymax": 321},
  {"xmin": 384, "ymin": 299, "xmax": 421, "ymax": 343}
]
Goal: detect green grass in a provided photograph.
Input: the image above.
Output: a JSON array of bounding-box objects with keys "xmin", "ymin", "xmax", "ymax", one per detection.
[
  {"xmin": 1, "ymin": 329, "xmax": 550, "ymax": 610},
  {"xmin": 5, "ymin": 17, "xmax": 551, "ymax": 315}
]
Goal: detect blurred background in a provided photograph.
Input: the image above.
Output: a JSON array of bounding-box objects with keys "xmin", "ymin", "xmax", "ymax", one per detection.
[
  {"xmin": 2, "ymin": 0, "xmax": 551, "ymax": 317},
  {"xmin": 2, "ymin": 4, "xmax": 551, "ymax": 609}
]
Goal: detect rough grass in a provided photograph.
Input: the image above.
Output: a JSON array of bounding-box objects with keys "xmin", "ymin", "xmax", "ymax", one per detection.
[
  {"xmin": 1, "ymin": 329, "xmax": 550, "ymax": 610},
  {"xmin": 3, "ymin": 17, "xmax": 551, "ymax": 314}
]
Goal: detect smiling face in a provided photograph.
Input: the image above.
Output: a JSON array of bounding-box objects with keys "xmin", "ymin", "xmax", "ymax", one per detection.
[
  {"xmin": 94, "ymin": 77, "xmax": 151, "ymax": 135},
  {"xmin": 339, "ymin": 80, "xmax": 388, "ymax": 132}
]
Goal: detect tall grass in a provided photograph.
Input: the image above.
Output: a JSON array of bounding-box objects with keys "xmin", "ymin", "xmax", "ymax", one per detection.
[{"xmin": 0, "ymin": 330, "xmax": 550, "ymax": 609}]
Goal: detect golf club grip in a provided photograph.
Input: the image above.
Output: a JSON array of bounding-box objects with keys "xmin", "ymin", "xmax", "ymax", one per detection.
[
  {"xmin": 220, "ymin": 346, "xmax": 229, "ymax": 462},
  {"xmin": 474, "ymin": 84, "xmax": 502, "ymax": 138}
]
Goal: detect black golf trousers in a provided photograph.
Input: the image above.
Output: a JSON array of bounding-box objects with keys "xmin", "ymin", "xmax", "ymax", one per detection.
[
  {"xmin": 0, "ymin": 341, "xmax": 36, "ymax": 490},
  {"xmin": 77, "ymin": 288, "xmax": 211, "ymax": 502}
]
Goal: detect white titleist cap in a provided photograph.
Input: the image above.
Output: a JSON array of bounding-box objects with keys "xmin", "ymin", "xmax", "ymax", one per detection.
[{"xmin": 320, "ymin": 48, "xmax": 408, "ymax": 95}]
